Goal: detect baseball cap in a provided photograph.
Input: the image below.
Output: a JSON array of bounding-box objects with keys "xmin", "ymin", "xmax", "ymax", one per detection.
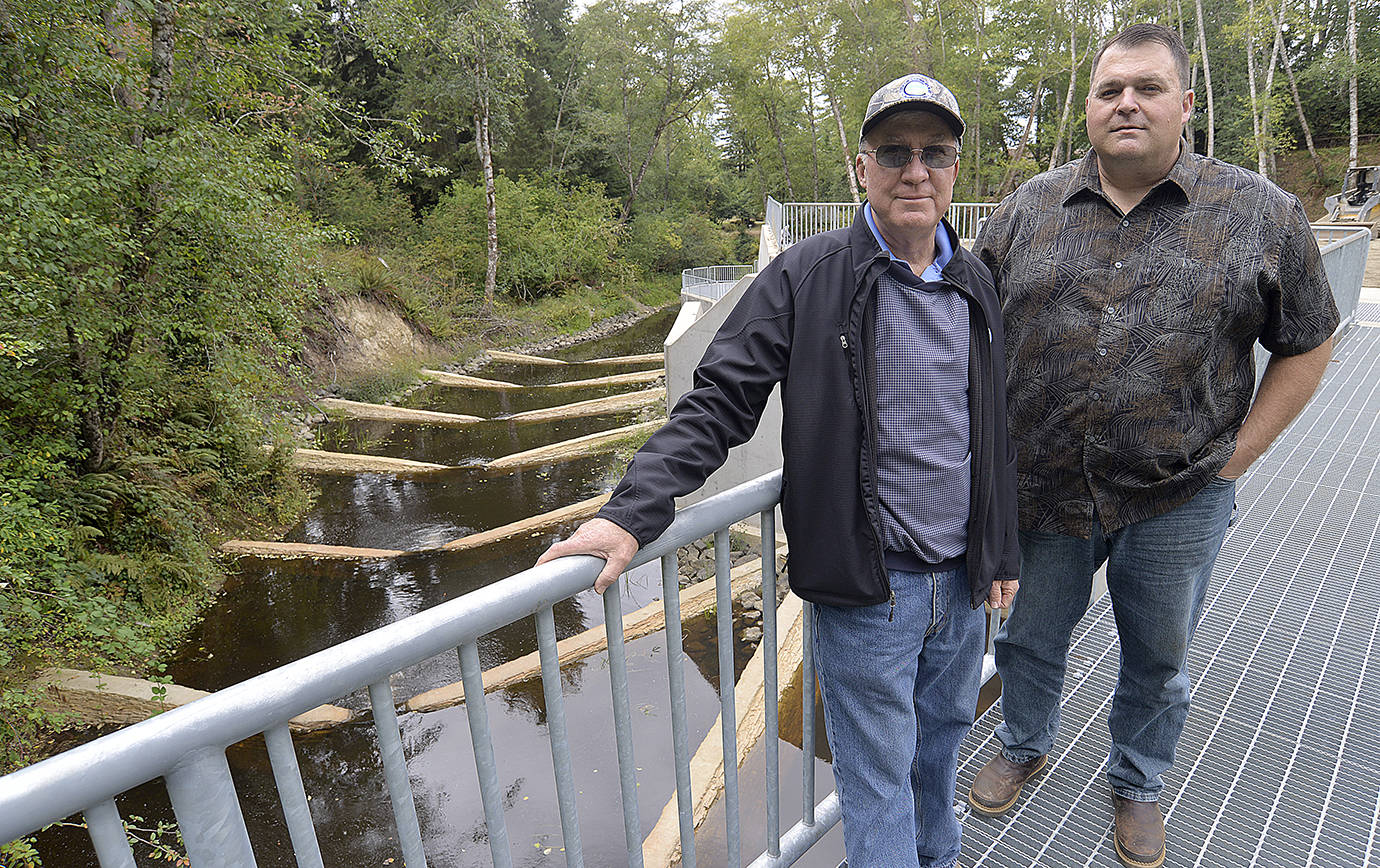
[{"xmin": 859, "ymin": 74, "xmax": 965, "ymax": 143}]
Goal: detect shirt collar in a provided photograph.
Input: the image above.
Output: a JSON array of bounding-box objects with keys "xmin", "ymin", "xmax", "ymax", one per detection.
[
  {"xmin": 863, "ymin": 202, "xmax": 953, "ymax": 282},
  {"xmin": 1062, "ymin": 142, "xmax": 1195, "ymax": 208}
]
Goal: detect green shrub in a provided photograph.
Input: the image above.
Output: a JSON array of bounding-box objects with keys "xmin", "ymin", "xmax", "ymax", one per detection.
[
  {"xmin": 418, "ymin": 174, "xmax": 627, "ymax": 300},
  {"xmin": 316, "ymin": 163, "xmax": 419, "ymax": 247},
  {"xmin": 625, "ymin": 209, "xmax": 737, "ymax": 275}
]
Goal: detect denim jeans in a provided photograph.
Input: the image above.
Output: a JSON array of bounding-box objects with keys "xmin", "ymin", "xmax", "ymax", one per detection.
[
  {"xmin": 814, "ymin": 566, "xmax": 985, "ymax": 868},
  {"xmin": 993, "ymin": 476, "xmax": 1236, "ymax": 801}
]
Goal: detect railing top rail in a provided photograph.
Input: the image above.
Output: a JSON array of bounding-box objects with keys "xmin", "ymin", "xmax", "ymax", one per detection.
[
  {"xmin": 1311, "ymin": 223, "xmax": 1372, "ymax": 253},
  {"xmin": 0, "ymin": 469, "xmax": 784, "ymax": 843}
]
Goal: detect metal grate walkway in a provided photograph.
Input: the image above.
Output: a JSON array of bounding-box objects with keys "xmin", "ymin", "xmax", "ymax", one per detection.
[{"xmin": 956, "ymin": 323, "xmax": 1380, "ymax": 868}]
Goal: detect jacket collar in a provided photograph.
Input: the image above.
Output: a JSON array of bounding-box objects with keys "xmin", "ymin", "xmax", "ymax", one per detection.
[{"xmin": 849, "ymin": 205, "xmax": 964, "ymax": 285}]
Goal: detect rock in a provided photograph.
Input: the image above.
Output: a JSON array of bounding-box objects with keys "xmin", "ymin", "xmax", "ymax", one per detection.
[{"xmin": 741, "ymin": 627, "xmax": 762, "ymax": 643}]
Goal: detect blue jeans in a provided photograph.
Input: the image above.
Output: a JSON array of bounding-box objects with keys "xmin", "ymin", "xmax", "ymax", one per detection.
[
  {"xmin": 814, "ymin": 566, "xmax": 985, "ymax": 868},
  {"xmin": 994, "ymin": 476, "xmax": 1236, "ymax": 801}
]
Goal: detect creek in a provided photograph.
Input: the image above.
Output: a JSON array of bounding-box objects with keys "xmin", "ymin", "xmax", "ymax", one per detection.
[{"xmin": 37, "ymin": 306, "xmax": 844, "ymax": 867}]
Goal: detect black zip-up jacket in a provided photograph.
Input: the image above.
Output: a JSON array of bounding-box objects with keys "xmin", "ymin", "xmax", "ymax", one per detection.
[{"xmin": 599, "ymin": 211, "xmax": 1020, "ymax": 609}]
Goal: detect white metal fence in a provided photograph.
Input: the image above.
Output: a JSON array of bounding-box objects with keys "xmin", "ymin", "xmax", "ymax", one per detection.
[
  {"xmin": 682, "ymin": 265, "xmax": 754, "ymax": 302},
  {"xmin": 765, "ymin": 197, "xmax": 999, "ymax": 251}
]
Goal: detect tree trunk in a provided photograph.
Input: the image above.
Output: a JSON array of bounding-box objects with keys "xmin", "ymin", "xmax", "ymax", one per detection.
[
  {"xmin": 549, "ymin": 55, "xmax": 579, "ymax": 172},
  {"xmin": 804, "ymin": 72, "xmax": 821, "ymax": 199},
  {"xmin": 897, "ymin": 0, "xmax": 927, "ymax": 71},
  {"xmin": 973, "ymin": 0, "xmax": 984, "ymax": 198},
  {"xmin": 475, "ymin": 67, "xmax": 498, "ymax": 304},
  {"xmin": 1049, "ymin": 22, "xmax": 1077, "ymax": 170},
  {"xmin": 146, "ymin": 2, "xmax": 174, "ymax": 117},
  {"xmin": 826, "ymin": 84, "xmax": 859, "ymax": 203},
  {"xmin": 1349, "ymin": 0, "xmax": 1358, "ymax": 167},
  {"xmin": 1259, "ymin": 0, "xmax": 1285, "ymax": 179},
  {"xmin": 763, "ymin": 65, "xmax": 795, "ymax": 199},
  {"xmin": 1273, "ymin": 2, "xmax": 1325, "ymax": 184},
  {"xmin": 1194, "ymin": 0, "xmax": 1215, "ymax": 156},
  {"xmin": 1245, "ymin": 0, "xmax": 1265, "ymax": 176},
  {"xmin": 934, "ymin": 0, "xmax": 947, "ymax": 64},
  {"xmin": 1000, "ymin": 78, "xmax": 1044, "ymax": 195},
  {"xmin": 620, "ymin": 116, "xmax": 674, "ymax": 221}
]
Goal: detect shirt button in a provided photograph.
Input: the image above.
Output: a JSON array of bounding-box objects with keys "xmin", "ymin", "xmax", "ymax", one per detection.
[
  {"xmin": 1106, "ymin": 306, "xmax": 1115, "ymax": 315},
  {"xmin": 1121, "ymin": 220, "xmax": 1129, "ymax": 228},
  {"xmin": 1097, "ymin": 347, "xmax": 1108, "ymax": 356},
  {"xmin": 1091, "ymin": 391, "xmax": 1102, "ymax": 401},
  {"xmin": 1114, "ymin": 261, "xmax": 1124, "ymax": 269}
]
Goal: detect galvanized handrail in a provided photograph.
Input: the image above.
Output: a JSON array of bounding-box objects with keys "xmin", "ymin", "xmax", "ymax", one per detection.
[
  {"xmin": 765, "ymin": 199, "xmax": 1000, "ymax": 249},
  {"xmin": 0, "ymin": 469, "xmax": 859, "ymax": 868},
  {"xmin": 682, "ymin": 264, "xmax": 754, "ymax": 302}
]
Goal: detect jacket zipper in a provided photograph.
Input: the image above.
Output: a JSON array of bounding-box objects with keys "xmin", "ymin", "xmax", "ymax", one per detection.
[{"xmin": 849, "ymin": 279, "xmax": 892, "ymax": 607}]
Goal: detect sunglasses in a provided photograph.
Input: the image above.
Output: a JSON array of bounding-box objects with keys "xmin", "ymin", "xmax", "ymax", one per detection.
[{"xmin": 862, "ymin": 144, "xmax": 961, "ymax": 169}]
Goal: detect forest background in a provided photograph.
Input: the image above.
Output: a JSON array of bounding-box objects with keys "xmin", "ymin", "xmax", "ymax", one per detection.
[{"xmin": 0, "ymin": 0, "xmax": 1376, "ymax": 773}]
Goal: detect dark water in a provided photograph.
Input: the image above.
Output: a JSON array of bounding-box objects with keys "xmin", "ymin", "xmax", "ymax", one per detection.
[{"xmin": 31, "ymin": 304, "xmax": 847, "ymax": 867}]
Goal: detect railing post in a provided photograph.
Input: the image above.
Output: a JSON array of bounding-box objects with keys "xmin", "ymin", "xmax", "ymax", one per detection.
[
  {"xmin": 603, "ymin": 586, "xmax": 645, "ymax": 868},
  {"xmin": 164, "ymin": 746, "xmax": 258, "ymax": 868},
  {"xmin": 263, "ymin": 724, "xmax": 325, "ymax": 868},
  {"xmin": 715, "ymin": 529, "xmax": 741, "ymax": 866},
  {"xmin": 456, "ymin": 645, "xmax": 511, "ymax": 868},
  {"xmin": 761, "ymin": 510, "xmax": 780, "ymax": 857},
  {"xmin": 661, "ymin": 552, "xmax": 698, "ymax": 868},
  {"xmin": 801, "ymin": 602, "xmax": 817, "ymax": 826},
  {"xmin": 83, "ymin": 799, "xmax": 135, "ymax": 868},
  {"xmin": 369, "ymin": 680, "xmax": 430, "ymax": 868},
  {"xmin": 536, "ymin": 606, "xmax": 585, "ymax": 868}
]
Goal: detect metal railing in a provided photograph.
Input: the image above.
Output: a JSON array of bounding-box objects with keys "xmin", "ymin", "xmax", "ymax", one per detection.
[
  {"xmin": 0, "ymin": 470, "xmax": 868, "ymax": 868},
  {"xmin": 1314, "ymin": 224, "xmax": 1372, "ymax": 334},
  {"xmin": 682, "ymin": 265, "xmax": 754, "ymax": 302},
  {"xmin": 765, "ymin": 197, "xmax": 1001, "ymax": 252},
  {"xmin": 946, "ymin": 202, "xmax": 1001, "ymax": 241}
]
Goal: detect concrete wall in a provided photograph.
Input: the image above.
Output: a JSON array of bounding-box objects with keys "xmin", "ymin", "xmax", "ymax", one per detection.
[{"xmin": 664, "ymin": 275, "xmax": 784, "ymax": 509}]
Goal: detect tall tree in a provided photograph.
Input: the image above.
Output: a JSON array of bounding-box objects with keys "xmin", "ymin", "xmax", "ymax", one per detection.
[
  {"xmin": 1272, "ymin": 0, "xmax": 1326, "ymax": 183},
  {"xmin": 575, "ymin": 0, "xmax": 712, "ymax": 220},
  {"xmin": 443, "ymin": 0, "xmax": 529, "ymax": 303},
  {"xmin": 1195, "ymin": 0, "xmax": 1216, "ymax": 155},
  {"xmin": 1348, "ymin": 0, "xmax": 1359, "ymax": 166}
]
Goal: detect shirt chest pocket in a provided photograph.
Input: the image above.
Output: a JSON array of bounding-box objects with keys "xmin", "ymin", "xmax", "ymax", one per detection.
[{"xmin": 1137, "ymin": 255, "xmax": 1228, "ymax": 336}]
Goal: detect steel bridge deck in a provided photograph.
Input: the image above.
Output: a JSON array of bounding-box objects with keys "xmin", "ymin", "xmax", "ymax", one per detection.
[{"xmin": 956, "ymin": 322, "xmax": 1380, "ymax": 868}]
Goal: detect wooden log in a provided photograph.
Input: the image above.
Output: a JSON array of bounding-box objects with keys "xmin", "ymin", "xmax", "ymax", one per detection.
[
  {"xmin": 219, "ymin": 540, "xmax": 405, "ymax": 560},
  {"xmin": 289, "ymin": 448, "xmax": 449, "ymax": 476},
  {"xmin": 319, "ymin": 398, "xmax": 483, "ymax": 425},
  {"xmin": 484, "ymin": 420, "xmax": 660, "ymax": 472},
  {"xmin": 542, "ymin": 369, "xmax": 664, "ymax": 389},
  {"xmin": 33, "ymin": 669, "xmax": 353, "ymax": 733},
  {"xmin": 404, "ymin": 551, "xmax": 785, "ymax": 713},
  {"xmin": 642, "ymin": 592, "xmax": 807, "ymax": 868},
  {"xmin": 581, "ymin": 352, "xmax": 665, "ymax": 365},
  {"xmin": 436, "ymin": 493, "xmax": 611, "ymax": 552},
  {"xmin": 504, "ymin": 388, "xmax": 665, "ymax": 423},
  {"xmin": 487, "ymin": 349, "xmax": 568, "ymax": 366},
  {"xmin": 420, "ymin": 369, "xmax": 520, "ymax": 389}
]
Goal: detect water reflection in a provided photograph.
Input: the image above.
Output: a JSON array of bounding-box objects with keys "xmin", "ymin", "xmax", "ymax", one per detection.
[{"xmin": 34, "ymin": 305, "xmax": 820, "ymax": 866}]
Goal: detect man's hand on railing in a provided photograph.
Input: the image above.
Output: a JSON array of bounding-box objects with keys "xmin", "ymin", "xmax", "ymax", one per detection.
[
  {"xmin": 536, "ymin": 518, "xmax": 640, "ymax": 594},
  {"xmin": 987, "ymin": 579, "xmax": 1019, "ymax": 610}
]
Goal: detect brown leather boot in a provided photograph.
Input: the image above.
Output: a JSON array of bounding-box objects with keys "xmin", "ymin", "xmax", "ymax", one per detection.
[
  {"xmin": 968, "ymin": 751, "xmax": 1047, "ymax": 816},
  {"xmin": 1111, "ymin": 794, "xmax": 1165, "ymax": 868}
]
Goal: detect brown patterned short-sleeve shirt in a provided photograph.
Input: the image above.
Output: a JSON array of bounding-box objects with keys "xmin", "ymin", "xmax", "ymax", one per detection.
[{"xmin": 976, "ymin": 148, "xmax": 1338, "ymax": 538}]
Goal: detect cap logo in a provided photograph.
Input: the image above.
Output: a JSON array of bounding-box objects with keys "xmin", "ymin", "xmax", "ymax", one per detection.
[{"xmin": 902, "ymin": 79, "xmax": 932, "ymax": 97}]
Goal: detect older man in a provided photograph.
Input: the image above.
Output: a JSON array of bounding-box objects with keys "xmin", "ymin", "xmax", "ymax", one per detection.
[
  {"xmin": 969, "ymin": 23, "xmax": 1338, "ymax": 868},
  {"xmin": 538, "ymin": 74, "xmax": 1019, "ymax": 868}
]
